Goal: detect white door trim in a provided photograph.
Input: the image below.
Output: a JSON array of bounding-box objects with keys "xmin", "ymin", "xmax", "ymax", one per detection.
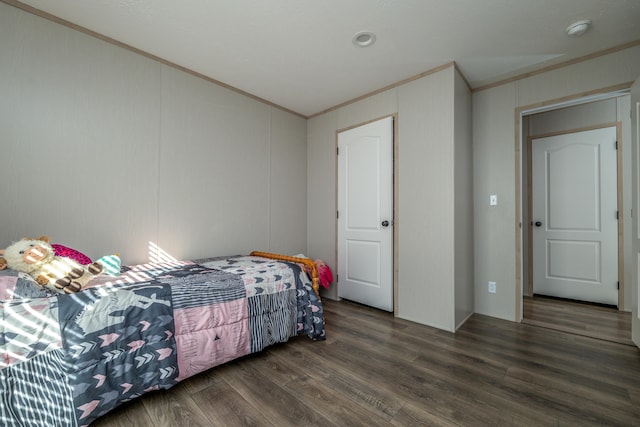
[{"xmin": 629, "ymin": 76, "xmax": 640, "ymax": 348}]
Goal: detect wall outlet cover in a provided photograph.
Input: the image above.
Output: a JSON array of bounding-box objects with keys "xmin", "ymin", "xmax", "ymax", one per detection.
[{"xmin": 488, "ymin": 281, "xmax": 497, "ymax": 293}]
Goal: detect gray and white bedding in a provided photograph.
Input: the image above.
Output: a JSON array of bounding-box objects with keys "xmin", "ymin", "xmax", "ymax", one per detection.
[{"xmin": 0, "ymin": 255, "xmax": 325, "ymax": 426}]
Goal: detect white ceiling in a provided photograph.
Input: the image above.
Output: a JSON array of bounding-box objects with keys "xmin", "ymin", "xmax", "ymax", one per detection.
[{"xmin": 14, "ymin": 0, "xmax": 640, "ymax": 117}]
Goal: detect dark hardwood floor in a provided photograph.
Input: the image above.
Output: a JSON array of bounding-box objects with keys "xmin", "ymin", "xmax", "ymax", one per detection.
[
  {"xmin": 523, "ymin": 295, "xmax": 633, "ymax": 346},
  {"xmin": 94, "ymin": 298, "xmax": 640, "ymax": 426}
]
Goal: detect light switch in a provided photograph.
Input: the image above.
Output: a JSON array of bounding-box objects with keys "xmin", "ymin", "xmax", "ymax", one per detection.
[
  {"xmin": 488, "ymin": 281, "xmax": 496, "ymax": 293},
  {"xmin": 490, "ymin": 194, "xmax": 497, "ymax": 206}
]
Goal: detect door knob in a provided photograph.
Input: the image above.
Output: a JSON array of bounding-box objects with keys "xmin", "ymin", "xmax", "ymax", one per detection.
[
  {"xmin": 381, "ymin": 220, "xmax": 390, "ymax": 227},
  {"xmin": 534, "ymin": 221, "xmax": 542, "ymax": 227}
]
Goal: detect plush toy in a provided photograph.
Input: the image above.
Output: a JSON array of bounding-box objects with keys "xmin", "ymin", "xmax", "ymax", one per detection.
[
  {"xmin": 0, "ymin": 236, "xmax": 104, "ymax": 294},
  {"xmin": 315, "ymin": 259, "xmax": 333, "ymax": 289},
  {"xmin": 292, "ymin": 254, "xmax": 333, "ymax": 289}
]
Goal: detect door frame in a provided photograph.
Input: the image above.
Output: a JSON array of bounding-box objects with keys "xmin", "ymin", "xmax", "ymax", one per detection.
[
  {"xmin": 525, "ymin": 123, "xmax": 624, "ymax": 306},
  {"xmin": 335, "ymin": 113, "xmax": 399, "ymax": 314},
  {"xmin": 514, "ymin": 83, "xmax": 631, "ymax": 321}
]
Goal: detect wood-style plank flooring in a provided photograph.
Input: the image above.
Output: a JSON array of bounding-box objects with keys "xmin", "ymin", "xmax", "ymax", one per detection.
[
  {"xmin": 94, "ymin": 299, "xmax": 640, "ymax": 426},
  {"xmin": 523, "ymin": 295, "xmax": 633, "ymax": 346}
]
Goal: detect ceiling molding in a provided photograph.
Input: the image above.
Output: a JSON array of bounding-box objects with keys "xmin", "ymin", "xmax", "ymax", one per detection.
[
  {"xmin": 1, "ymin": 0, "xmax": 306, "ymax": 119},
  {"xmin": 473, "ymin": 39, "xmax": 640, "ymax": 93},
  {"xmin": 307, "ymin": 62, "xmax": 457, "ymax": 119},
  {"xmin": 3, "ymin": 0, "xmax": 639, "ymax": 118}
]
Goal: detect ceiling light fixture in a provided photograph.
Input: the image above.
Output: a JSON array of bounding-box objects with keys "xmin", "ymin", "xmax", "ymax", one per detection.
[
  {"xmin": 566, "ymin": 19, "xmax": 591, "ymax": 37},
  {"xmin": 352, "ymin": 31, "xmax": 376, "ymax": 47}
]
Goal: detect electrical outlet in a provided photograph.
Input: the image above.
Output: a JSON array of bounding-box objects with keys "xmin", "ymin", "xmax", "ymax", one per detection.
[
  {"xmin": 489, "ymin": 194, "xmax": 497, "ymax": 206},
  {"xmin": 488, "ymin": 281, "xmax": 496, "ymax": 293}
]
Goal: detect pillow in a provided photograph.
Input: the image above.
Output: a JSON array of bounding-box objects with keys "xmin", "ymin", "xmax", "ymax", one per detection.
[
  {"xmin": 52, "ymin": 244, "xmax": 92, "ymax": 265},
  {"xmin": 95, "ymin": 254, "xmax": 122, "ymax": 276}
]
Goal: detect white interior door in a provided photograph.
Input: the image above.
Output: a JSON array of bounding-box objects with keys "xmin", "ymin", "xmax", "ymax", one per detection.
[
  {"xmin": 630, "ymin": 77, "xmax": 640, "ymax": 348},
  {"xmin": 337, "ymin": 117, "xmax": 393, "ymax": 311},
  {"xmin": 532, "ymin": 126, "xmax": 618, "ymax": 306}
]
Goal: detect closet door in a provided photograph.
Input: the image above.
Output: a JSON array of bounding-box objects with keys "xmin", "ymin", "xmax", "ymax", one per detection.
[{"xmin": 337, "ymin": 117, "xmax": 394, "ymax": 311}]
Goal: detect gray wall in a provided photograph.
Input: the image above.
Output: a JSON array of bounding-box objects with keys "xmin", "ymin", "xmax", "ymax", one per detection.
[
  {"xmin": 454, "ymin": 71, "xmax": 474, "ymax": 328},
  {"xmin": 308, "ymin": 66, "xmax": 474, "ymax": 331},
  {"xmin": 473, "ymin": 45, "xmax": 640, "ymax": 321},
  {"xmin": 0, "ymin": 3, "xmax": 307, "ymax": 265}
]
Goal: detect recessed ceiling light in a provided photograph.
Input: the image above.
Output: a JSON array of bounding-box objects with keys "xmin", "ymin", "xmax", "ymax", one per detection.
[
  {"xmin": 566, "ymin": 19, "xmax": 591, "ymax": 37},
  {"xmin": 352, "ymin": 31, "xmax": 376, "ymax": 47}
]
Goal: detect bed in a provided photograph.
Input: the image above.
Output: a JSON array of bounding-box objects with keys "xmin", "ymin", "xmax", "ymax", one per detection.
[{"xmin": 0, "ymin": 251, "xmax": 325, "ymax": 427}]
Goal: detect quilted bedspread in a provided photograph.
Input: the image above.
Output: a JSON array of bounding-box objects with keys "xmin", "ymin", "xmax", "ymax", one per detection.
[{"xmin": 0, "ymin": 255, "xmax": 325, "ymax": 426}]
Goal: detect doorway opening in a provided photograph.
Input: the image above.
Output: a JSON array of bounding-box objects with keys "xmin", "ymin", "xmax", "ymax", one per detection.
[{"xmin": 517, "ymin": 89, "xmax": 632, "ymax": 344}]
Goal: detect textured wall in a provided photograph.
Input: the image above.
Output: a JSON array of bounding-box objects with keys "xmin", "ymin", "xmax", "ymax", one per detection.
[
  {"xmin": 473, "ymin": 45, "xmax": 640, "ymax": 321},
  {"xmin": 308, "ymin": 66, "xmax": 474, "ymax": 331},
  {"xmin": 0, "ymin": 3, "xmax": 307, "ymax": 264}
]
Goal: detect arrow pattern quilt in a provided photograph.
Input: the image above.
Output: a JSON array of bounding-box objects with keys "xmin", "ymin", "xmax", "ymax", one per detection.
[{"xmin": 0, "ymin": 255, "xmax": 325, "ymax": 426}]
